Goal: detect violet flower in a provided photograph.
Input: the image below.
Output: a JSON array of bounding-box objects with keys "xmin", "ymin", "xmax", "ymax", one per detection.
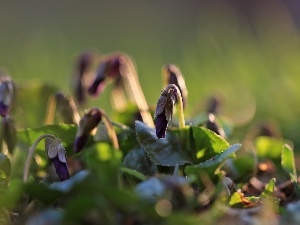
[
  {"xmin": 46, "ymin": 138, "xmax": 69, "ymax": 181},
  {"xmin": 74, "ymin": 108, "xmax": 102, "ymax": 153},
  {"xmin": 73, "ymin": 52, "xmax": 95, "ymax": 104},
  {"xmin": 88, "ymin": 55, "xmax": 122, "ymax": 96},
  {"xmin": 154, "ymin": 85, "xmax": 178, "ymax": 138},
  {"xmin": 0, "ymin": 76, "xmax": 14, "ymax": 117}
]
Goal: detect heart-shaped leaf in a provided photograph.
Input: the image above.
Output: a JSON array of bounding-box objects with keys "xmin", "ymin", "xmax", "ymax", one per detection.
[
  {"xmin": 190, "ymin": 126, "xmax": 230, "ymax": 163},
  {"xmin": 17, "ymin": 124, "xmax": 77, "ymax": 155},
  {"xmin": 135, "ymin": 121, "xmax": 192, "ymax": 166}
]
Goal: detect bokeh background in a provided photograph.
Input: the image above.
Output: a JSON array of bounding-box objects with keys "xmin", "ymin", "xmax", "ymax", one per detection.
[{"xmin": 1, "ymin": 0, "xmax": 300, "ymax": 147}]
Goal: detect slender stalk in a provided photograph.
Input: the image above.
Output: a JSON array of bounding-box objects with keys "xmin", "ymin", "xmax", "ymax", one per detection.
[
  {"xmin": 164, "ymin": 84, "xmax": 185, "ymax": 129},
  {"xmin": 44, "ymin": 95, "xmax": 56, "ymax": 125},
  {"xmin": 175, "ymin": 86, "xmax": 185, "ymax": 129},
  {"xmin": 110, "ymin": 86, "xmax": 128, "ymax": 111},
  {"xmin": 99, "ymin": 109, "xmax": 120, "ymax": 150},
  {"xmin": 23, "ymin": 134, "xmax": 56, "ymax": 182},
  {"xmin": 122, "ymin": 55, "xmax": 155, "ymax": 128},
  {"xmin": 68, "ymin": 98, "xmax": 81, "ymax": 125}
]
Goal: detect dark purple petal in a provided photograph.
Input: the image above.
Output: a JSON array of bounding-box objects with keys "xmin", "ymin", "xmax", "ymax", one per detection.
[
  {"xmin": 0, "ymin": 102, "xmax": 8, "ymax": 117},
  {"xmin": 155, "ymin": 109, "xmax": 169, "ymax": 139},
  {"xmin": 52, "ymin": 156, "xmax": 69, "ymax": 181},
  {"xmin": 87, "ymin": 77, "xmax": 106, "ymax": 96},
  {"xmin": 74, "ymin": 134, "xmax": 89, "ymax": 153}
]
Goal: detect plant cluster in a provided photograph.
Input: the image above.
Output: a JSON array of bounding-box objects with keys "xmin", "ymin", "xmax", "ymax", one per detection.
[{"xmin": 0, "ymin": 52, "xmax": 299, "ymax": 225}]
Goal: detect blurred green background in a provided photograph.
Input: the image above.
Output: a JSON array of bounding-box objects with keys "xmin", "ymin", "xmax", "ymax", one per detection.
[{"xmin": 1, "ymin": 0, "xmax": 300, "ymax": 147}]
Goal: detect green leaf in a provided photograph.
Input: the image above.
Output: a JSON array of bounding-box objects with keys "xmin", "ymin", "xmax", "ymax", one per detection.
[
  {"xmin": 224, "ymin": 155, "xmax": 255, "ymax": 181},
  {"xmin": 0, "ymin": 179, "xmax": 24, "ymax": 208},
  {"xmin": 255, "ymin": 137, "xmax": 284, "ymax": 159},
  {"xmin": 123, "ymin": 146, "xmax": 156, "ymax": 176},
  {"xmin": 0, "ymin": 153, "xmax": 10, "ymax": 178},
  {"xmin": 185, "ymin": 144, "xmax": 241, "ymax": 187},
  {"xmin": 281, "ymin": 144, "xmax": 300, "ymax": 197},
  {"xmin": 135, "ymin": 121, "xmax": 192, "ymax": 166},
  {"xmin": 281, "ymin": 144, "xmax": 297, "ymax": 181},
  {"xmin": 0, "ymin": 207, "xmax": 12, "ymax": 225},
  {"xmin": 193, "ymin": 144, "xmax": 241, "ymax": 168},
  {"xmin": 14, "ymin": 83, "xmax": 58, "ymax": 128},
  {"xmin": 229, "ymin": 192, "xmax": 244, "ymax": 207},
  {"xmin": 190, "ymin": 126, "xmax": 230, "ymax": 162},
  {"xmin": 261, "ymin": 178, "xmax": 276, "ymax": 198},
  {"xmin": 120, "ymin": 167, "xmax": 146, "ymax": 187},
  {"xmin": 17, "ymin": 124, "xmax": 77, "ymax": 155}
]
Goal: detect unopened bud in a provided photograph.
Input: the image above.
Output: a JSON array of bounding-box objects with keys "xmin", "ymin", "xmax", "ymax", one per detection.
[
  {"xmin": 74, "ymin": 108, "xmax": 102, "ymax": 152},
  {"xmin": 0, "ymin": 76, "xmax": 14, "ymax": 117},
  {"xmin": 154, "ymin": 85, "xmax": 179, "ymax": 138},
  {"xmin": 88, "ymin": 54, "xmax": 122, "ymax": 96},
  {"xmin": 206, "ymin": 113, "xmax": 226, "ymax": 138},
  {"xmin": 73, "ymin": 52, "xmax": 95, "ymax": 104},
  {"xmin": 45, "ymin": 138, "xmax": 69, "ymax": 181},
  {"xmin": 206, "ymin": 95, "xmax": 222, "ymax": 115}
]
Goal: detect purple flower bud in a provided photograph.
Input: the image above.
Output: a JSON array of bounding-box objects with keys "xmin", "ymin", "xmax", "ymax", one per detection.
[
  {"xmin": 88, "ymin": 54, "xmax": 123, "ymax": 96},
  {"xmin": 0, "ymin": 76, "xmax": 14, "ymax": 117},
  {"xmin": 206, "ymin": 113, "xmax": 226, "ymax": 138},
  {"xmin": 205, "ymin": 95, "xmax": 222, "ymax": 115},
  {"xmin": 154, "ymin": 84, "xmax": 179, "ymax": 139},
  {"xmin": 73, "ymin": 51, "xmax": 95, "ymax": 104},
  {"xmin": 52, "ymin": 156, "xmax": 69, "ymax": 181},
  {"xmin": 74, "ymin": 108, "xmax": 102, "ymax": 152},
  {"xmin": 45, "ymin": 138, "xmax": 69, "ymax": 181},
  {"xmin": 155, "ymin": 109, "xmax": 169, "ymax": 138},
  {"xmin": 73, "ymin": 134, "xmax": 89, "ymax": 153}
]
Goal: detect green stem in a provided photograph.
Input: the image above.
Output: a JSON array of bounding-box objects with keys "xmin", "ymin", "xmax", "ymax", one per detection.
[
  {"xmin": 23, "ymin": 134, "xmax": 56, "ymax": 182},
  {"xmin": 122, "ymin": 55, "xmax": 155, "ymax": 128},
  {"xmin": 176, "ymin": 86, "xmax": 185, "ymax": 129},
  {"xmin": 165, "ymin": 84, "xmax": 185, "ymax": 129},
  {"xmin": 99, "ymin": 109, "xmax": 120, "ymax": 150}
]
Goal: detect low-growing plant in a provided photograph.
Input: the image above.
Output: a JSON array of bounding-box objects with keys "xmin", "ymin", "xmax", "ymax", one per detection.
[{"xmin": 0, "ymin": 52, "xmax": 299, "ymax": 225}]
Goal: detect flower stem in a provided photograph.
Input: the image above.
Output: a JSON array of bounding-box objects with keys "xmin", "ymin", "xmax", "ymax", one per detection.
[
  {"xmin": 122, "ymin": 55, "xmax": 155, "ymax": 128},
  {"xmin": 44, "ymin": 95, "xmax": 56, "ymax": 125},
  {"xmin": 175, "ymin": 86, "xmax": 185, "ymax": 129},
  {"xmin": 99, "ymin": 109, "xmax": 120, "ymax": 150},
  {"xmin": 23, "ymin": 134, "xmax": 56, "ymax": 182},
  {"xmin": 164, "ymin": 84, "xmax": 185, "ymax": 129}
]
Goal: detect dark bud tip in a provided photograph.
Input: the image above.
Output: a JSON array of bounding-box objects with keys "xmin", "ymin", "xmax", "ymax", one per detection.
[
  {"xmin": 155, "ymin": 109, "xmax": 169, "ymax": 139},
  {"xmin": 74, "ymin": 134, "xmax": 89, "ymax": 153},
  {"xmin": 74, "ymin": 108, "xmax": 102, "ymax": 152},
  {"xmin": 0, "ymin": 102, "xmax": 8, "ymax": 117},
  {"xmin": 87, "ymin": 77, "xmax": 106, "ymax": 96},
  {"xmin": 52, "ymin": 156, "xmax": 70, "ymax": 181}
]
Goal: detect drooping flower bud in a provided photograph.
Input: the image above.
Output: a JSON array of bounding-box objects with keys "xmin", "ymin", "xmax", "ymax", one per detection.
[
  {"xmin": 205, "ymin": 95, "xmax": 222, "ymax": 115},
  {"xmin": 154, "ymin": 85, "xmax": 179, "ymax": 138},
  {"xmin": 0, "ymin": 76, "xmax": 14, "ymax": 117},
  {"xmin": 88, "ymin": 54, "xmax": 122, "ymax": 96},
  {"xmin": 206, "ymin": 113, "xmax": 226, "ymax": 138},
  {"xmin": 45, "ymin": 137, "xmax": 69, "ymax": 181},
  {"xmin": 162, "ymin": 64, "xmax": 188, "ymax": 109},
  {"xmin": 73, "ymin": 51, "xmax": 95, "ymax": 105},
  {"xmin": 74, "ymin": 108, "xmax": 102, "ymax": 153}
]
